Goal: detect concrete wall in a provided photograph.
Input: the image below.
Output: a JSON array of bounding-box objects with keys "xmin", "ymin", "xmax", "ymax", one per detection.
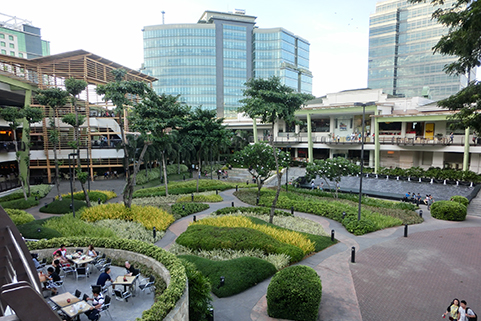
[{"xmin": 33, "ymin": 247, "xmax": 188, "ymax": 320}]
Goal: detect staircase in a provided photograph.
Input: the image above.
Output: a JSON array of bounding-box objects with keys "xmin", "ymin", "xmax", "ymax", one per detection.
[{"xmin": 468, "ymin": 190, "xmax": 481, "ymax": 217}]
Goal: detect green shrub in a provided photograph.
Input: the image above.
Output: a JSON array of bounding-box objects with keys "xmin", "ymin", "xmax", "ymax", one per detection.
[
  {"xmin": 430, "ymin": 200, "xmax": 467, "ymax": 221},
  {"xmin": 74, "ymin": 191, "xmax": 108, "ymax": 203},
  {"xmin": 176, "ymin": 194, "xmax": 223, "ymax": 203},
  {"xmin": 0, "ymin": 196, "xmax": 39, "ymax": 209},
  {"xmin": 133, "ymin": 180, "xmax": 245, "ymax": 198},
  {"xmin": 5, "ymin": 208, "xmax": 35, "ymax": 225},
  {"xmin": 43, "ymin": 214, "xmax": 116, "ymax": 239},
  {"xmin": 213, "ymin": 206, "xmax": 292, "ymax": 217},
  {"xmin": 267, "ymin": 265, "xmax": 322, "ymax": 321},
  {"xmin": 342, "ymin": 216, "xmax": 376, "ymax": 235},
  {"xmin": 176, "ymin": 224, "xmax": 305, "ymax": 263},
  {"xmin": 179, "ymin": 259, "xmax": 212, "ymax": 321},
  {"xmin": 179, "ymin": 255, "xmax": 277, "ymax": 297},
  {"xmin": 0, "ymin": 184, "xmax": 52, "ymax": 202},
  {"xmin": 26, "ymin": 237, "xmax": 187, "ymax": 320},
  {"xmin": 39, "ymin": 198, "xmax": 87, "ymax": 214},
  {"xmin": 171, "ymin": 203, "xmax": 209, "ymax": 217},
  {"xmin": 449, "ymin": 195, "xmax": 469, "ymax": 207},
  {"xmin": 18, "ymin": 219, "xmax": 62, "ymax": 239}
]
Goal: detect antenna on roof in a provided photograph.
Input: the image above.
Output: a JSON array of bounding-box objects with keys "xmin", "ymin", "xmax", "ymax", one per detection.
[{"xmin": 161, "ymin": 11, "xmax": 165, "ymax": 24}]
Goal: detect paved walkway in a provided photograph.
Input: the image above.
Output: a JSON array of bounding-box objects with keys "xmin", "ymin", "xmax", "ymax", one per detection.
[{"xmin": 22, "ymin": 179, "xmax": 481, "ymax": 320}]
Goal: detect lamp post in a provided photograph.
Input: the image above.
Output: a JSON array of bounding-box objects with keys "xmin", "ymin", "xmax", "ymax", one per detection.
[
  {"xmin": 286, "ymin": 145, "xmax": 291, "ymax": 192},
  {"xmin": 353, "ymin": 102, "xmax": 375, "ymax": 221},
  {"xmin": 68, "ymin": 152, "xmax": 79, "ymax": 218}
]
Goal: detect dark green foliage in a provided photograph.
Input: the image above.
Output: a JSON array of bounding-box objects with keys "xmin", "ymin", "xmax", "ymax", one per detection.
[
  {"xmin": 18, "ymin": 218, "xmax": 61, "ymax": 239},
  {"xmin": 378, "ymin": 166, "xmax": 481, "ymax": 183},
  {"xmin": 0, "ymin": 197, "xmax": 39, "ymax": 209},
  {"xmin": 179, "ymin": 255, "xmax": 277, "ymax": 298},
  {"xmin": 430, "ymin": 200, "xmax": 467, "ymax": 221},
  {"xmin": 213, "ymin": 206, "xmax": 292, "ymax": 217},
  {"xmin": 171, "ymin": 203, "xmax": 209, "ymax": 217},
  {"xmin": 450, "ymin": 195, "xmax": 469, "ymax": 207},
  {"xmin": 39, "ymin": 198, "xmax": 87, "ymax": 214},
  {"xmin": 133, "ymin": 183, "xmax": 236, "ymax": 198},
  {"xmin": 179, "ymin": 259, "xmax": 213, "ymax": 321},
  {"xmin": 72, "ymin": 191, "xmax": 108, "ymax": 203},
  {"xmin": 342, "ymin": 216, "xmax": 376, "ymax": 235},
  {"xmin": 176, "ymin": 225, "xmax": 305, "ymax": 263},
  {"xmin": 267, "ymin": 265, "xmax": 322, "ymax": 321}
]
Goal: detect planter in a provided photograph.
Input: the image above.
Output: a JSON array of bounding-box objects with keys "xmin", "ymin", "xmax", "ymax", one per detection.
[{"xmin": 421, "ymin": 178, "xmax": 431, "ymax": 183}]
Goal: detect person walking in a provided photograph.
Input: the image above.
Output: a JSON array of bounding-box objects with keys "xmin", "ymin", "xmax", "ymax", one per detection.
[
  {"xmin": 311, "ymin": 180, "xmax": 315, "ymax": 190},
  {"xmin": 449, "ymin": 132, "xmax": 454, "ymax": 144},
  {"xmin": 458, "ymin": 300, "xmax": 476, "ymax": 321},
  {"xmin": 443, "ymin": 298, "xmax": 460, "ymax": 320}
]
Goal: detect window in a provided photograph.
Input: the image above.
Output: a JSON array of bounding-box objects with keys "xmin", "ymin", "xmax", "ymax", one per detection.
[
  {"xmin": 18, "ymin": 53, "xmax": 23, "ymax": 58},
  {"xmin": 0, "ymin": 34, "xmax": 4, "ymax": 39},
  {"xmin": 9, "ymin": 43, "xmax": 14, "ymax": 49},
  {"xmin": 1, "ymin": 49, "xmax": 6, "ymax": 55},
  {"xmin": 0, "ymin": 42, "xmax": 4, "ymax": 47},
  {"xmin": 10, "ymin": 51, "xmax": 15, "ymax": 56},
  {"xmin": 8, "ymin": 35, "xmax": 14, "ymax": 41}
]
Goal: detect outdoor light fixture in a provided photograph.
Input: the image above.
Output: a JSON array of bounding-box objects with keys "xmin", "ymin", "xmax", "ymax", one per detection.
[{"xmin": 220, "ymin": 276, "xmax": 225, "ymax": 286}]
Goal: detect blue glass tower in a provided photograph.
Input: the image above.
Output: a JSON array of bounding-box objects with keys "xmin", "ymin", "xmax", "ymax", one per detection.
[{"xmin": 143, "ymin": 10, "xmax": 312, "ymax": 118}]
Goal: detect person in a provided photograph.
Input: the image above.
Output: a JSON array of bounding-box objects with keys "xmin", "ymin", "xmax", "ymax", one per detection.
[
  {"xmin": 84, "ymin": 288, "xmax": 104, "ymax": 321},
  {"xmin": 44, "ymin": 266, "xmax": 60, "ymax": 296},
  {"xmin": 52, "ymin": 259, "xmax": 61, "ymax": 275},
  {"xmin": 87, "ymin": 244, "xmax": 98, "ymax": 258},
  {"xmin": 124, "ymin": 261, "xmax": 140, "ymax": 276},
  {"xmin": 96, "ymin": 266, "xmax": 113, "ymax": 287},
  {"xmin": 311, "ymin": 181, "xmax": 315, "ymax": 190},
  {"xmin": 101, "ymin": 136, "xmax": 107, "ymax": 147},
  {"xmin": 53, "ymin": 244, "xmax": 67, "ymax": 258},
  {"xmin": 444, "ymin": 298, "xmax": 460, "ymax": 320},
  {"xmin": 450, "ymin": 132, "xmax": 454, "ymax": 144},
  {"xmin": 427, "ymin": 195, "xmax": 435, "ymax": 210},
  {"xmin": 53, "ymin": 251, "xmax": 70, "ymax": 266},
  {"xmin": 404, "ymin": 192, "xmax": 411, "ymax": 202},
  {"xmin": 336, "ymin": 182, "xmax": 341, "ymax": 191},
  {"xmin": 319, "ymin": 182, "xmax": 324, "ymax": 191},
  {"xmin": 416, "ymin": 193, "xmax": 422, "ymax": 205},
  {"xmin": 458, "ymin": 300, "xmax": 476, "ymax": 321},
  {"xmin": 31, "ymin": 253, "xmax": 40, "ymax": 269}
]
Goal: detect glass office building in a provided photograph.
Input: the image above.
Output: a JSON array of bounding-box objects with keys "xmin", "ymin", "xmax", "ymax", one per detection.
[
  {"xmin": 368, "ymin": 0, "xmax": 472, "ymax": 101},
  {"xmin": 143, "ymin": 10, "xmax": 312, "ymax": 118}
]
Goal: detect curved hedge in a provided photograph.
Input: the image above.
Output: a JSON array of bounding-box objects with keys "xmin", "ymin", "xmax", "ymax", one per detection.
[
  {"xmin": 213, "ymin": 206, "xmax": 292, "ymax": 217},
  {"xmin": 27, "ymin": 237, "xmax": 187, "ymax": 320},
  {"xmin": 267, "ymin": 265, "xmax": 322, "ymax": 321},
  {"xmin": 450, "ymin": 195, "xmax": 469, "ymax": 207},
  {"xmin": 430, "ymin": 200, "xmax": 467, "ymax": 221},
  {"xmin": 171, "ymin": 203, "xmax": 209, "ymax": 217},
  {"xmin": 5, "ymin": 208, "xmax": 35, "ymax": 225}
]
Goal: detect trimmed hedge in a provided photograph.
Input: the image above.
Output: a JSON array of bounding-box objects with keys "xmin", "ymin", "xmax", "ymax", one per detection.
[
  {"xmin": 179, "ymin": 255, "xmax": 277, "ymax": 298},
  {"xmin": 132, "ymin": 180, "xmax": 248, "ymax": 198},
  {"xmin": 18, "ymin": 218, "xmax": 62, "ymax": 239},
  {"xmin": 179, "ymin": 259, "xmax": 213, "ymax": 320},
  {"xmin": 176, "ymin": 194, "xmax": 223, "ymax": 203},
  {"xmin": 176, "ymin": 224, "xmax": 305, "ymax": 263},
  {"xmin": 0, "ymin": 197, "xmax": 39, "ymax": 209},
  {"xmin": 27, "ymin": 237, "xmax": 187, "ymax": 321},
  {"xmin": 5, "ymin": 208, "xmax": 35, "ymax": 225},
  {"xmin": 39, "ymin": 198, "xmax": 87, "ymax": 214},
  {"xmin": 267, "ymin": 265, "xmax": 322, "ymax": 321},
  {"xmin": 450, "ymin": 195, "xmax": 469, "ymax": 207},
  {"xmin": 171, "ymin": 203, "xmax": 209, "ymax": 217},
  {"xmin": 213, "ymin": 206, "xmax": 292, "ymax": 217},
  {"xmin": 0, "ymin": 184, "xmax": 52, "ymax": 202},
  {"xmin": 430, "ymin": 200, "xmax": 467, "ymax": 221}
]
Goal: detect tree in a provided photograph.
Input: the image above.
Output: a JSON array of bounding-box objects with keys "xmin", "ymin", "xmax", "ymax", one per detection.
[
  {"xmin": 23, "ymin": 106, "xmax": 44, "ymax": 196},
  {"xmin": 129, "ymin": 92, "xmax": 189, "ymax": 196},
  {"xmin": 181, "ymin": 108, "xmax": 232, "ymax": 192},
  {"xmin": 96, "ymin": 69, "xmax": 153, "ymax": 208},
  {"xmin": 233, "ymin": 142, "xmax": 290, "ymax": 199},
  {"xmin": 35, "ymin": 88, "xmax": 69, "ymax": 201},
  {"xmin": 239, "ymin": 76, "xmax": 314, "ymax": 223},
  {"xmin": 62, "ymin": 78, "xmax": 90, "ymax": 207},
  {"xmin": 409, "ymin": 0, "xmax": 481, "ymax": 133},
  {"xmin": 305, "ymin": 157, "xmax": 360, "ymax": 198}
]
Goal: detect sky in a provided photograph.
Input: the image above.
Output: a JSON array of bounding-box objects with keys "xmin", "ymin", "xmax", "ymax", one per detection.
[{"xmin": 1, "ymin": 0, "xmax": 382, "ymax": 97}]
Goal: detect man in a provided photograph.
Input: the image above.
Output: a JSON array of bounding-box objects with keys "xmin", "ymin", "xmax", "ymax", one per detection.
[
  {"xmin": 96, "ymin": 266, "xmax": 112, "ymax": 287},
  {"xmin": 84, "ymin": 288, "xmax": 104, "ymax": 321},
  {"xmin": 124, "ymin": 261, "xmax": 140, "ymax": 276},
  {"xmin": 458, "ymin": 300, "xmax": 476, "ymax": 321},
  {"xmin": 404, "ymin": 192, "xmax": 411, "ymax": 202},
  {"xmin": 45, "ymin": 266, "xmax": 61, "ymax": 296}
]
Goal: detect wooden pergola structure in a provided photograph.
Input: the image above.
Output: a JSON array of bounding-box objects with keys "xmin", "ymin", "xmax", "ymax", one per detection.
[{"xmin": 0, "ymin": 50, "xmax": 156, "ymax": 183}]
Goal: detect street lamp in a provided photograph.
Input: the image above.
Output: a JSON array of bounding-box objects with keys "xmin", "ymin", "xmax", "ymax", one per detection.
[
  {"xmin": 286, "ymin": 145, "xmax": 291, "ymax": 192},
  {"xmin": 353, "ymin": 102, "xmax": 375, "ymax": 221},
  {"xmin": 68, "ymin": 153, "xmax": 79, "ymax": 218}
]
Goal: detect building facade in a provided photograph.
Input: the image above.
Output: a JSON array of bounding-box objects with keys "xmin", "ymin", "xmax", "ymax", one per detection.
[
  {"xmin": 0, "ymin": 13, "xmax": 50, "ymax": 58},
  {"xmin": 142, "ymin": 10, "xmax": 312, "ymax": 119},
  {"xmin": 367, "ymin": 0, "xmax": 473, "ymax": 101}
]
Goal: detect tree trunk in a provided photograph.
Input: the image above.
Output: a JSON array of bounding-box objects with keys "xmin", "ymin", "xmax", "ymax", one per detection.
[
  {"xmin": 269, "ymin": 123, "xmax": 282, "ymax": 224},
  {"xmin": 52, "ymin": 115, "xmax": 62, "ymax": 201},
  {"xmin": 196, "ymin": 150, "xmax": 201, "ymax": 193},
  {"xmin": 124, "ymin": 143, "xmax": 149, "ymax": 208},
  {"xmin": 74, "ymin": 102, "xmax": 90, "ymax": 207},
  {"xmin": 177, "ymin": 151, "xmax": 181, "ymax": 174},
  {"xmin": 12, "ymin": 129, "xmax": 28, "ymax": 201},
  {"xmin": 162, "ymin": 152, "xmax": 169, "ymax": 196}
]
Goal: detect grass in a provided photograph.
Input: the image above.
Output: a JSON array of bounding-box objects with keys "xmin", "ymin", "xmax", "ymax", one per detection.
[{"xmin": 178, "ymin": 255, "xmax": 277, "ymax": 298}]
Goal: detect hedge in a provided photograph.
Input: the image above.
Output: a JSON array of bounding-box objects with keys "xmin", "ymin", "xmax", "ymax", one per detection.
[
  {"xmin": 132, "ymin": 180, "xmax": 245, "ymax": 198},
  {"xmin": 39, "ymin": 198, "xmax": 87, "ymax": 214},
  {"xmin": 430, "ymin": 200, "xmax": 467, "ymax": 221},
  {"xmin": 449, "ymin": 195, "xmax": 469, "ymax": 207},
  {"xmin": 171, "ymin": 203, "xmax": 209, "ymax": 217},
  {"xmin": 18, "ymin": 218, "xmax": 62, "ymax": 239},
  {"xmin": 27, "ymin": 237, "xmax": 187, "ymax": 321},
  {"xmin": 0, "ymin": 197, "xmax": 39, "ymax": 210},
  {"xmin": 176, "ymin": 194, "xmax": 223, "ymax": 203},
  {"xmin": 5, "ymin": 208, "xmax": 35, "ymax": 225},
  {"xmin": 0, "ymin": 184, "xmax": 52, "ymax": 202},
  {"xmin": 213, "ymin": 206, "xmax": 292, "ymax": 217},
  {"xmin": 179, "ymin": 259, "xmax": 213, "ymax": 320},
  {"xmin": 267, "ymin": 265, "xmax": 322, "ymax": 321}
]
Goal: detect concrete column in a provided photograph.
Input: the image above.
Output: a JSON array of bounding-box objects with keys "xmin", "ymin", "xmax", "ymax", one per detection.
[
  {"xmin": 307, "ymin": 113, "xmax": 313, "ymax": 163},
  {"xmin": 329, "ymin": 149, "xmax": 334, "ymax": 159},
  {"xmin": 295, "ymin": 124, "xmax": 300, "ymax": 134},
  {"xmin": 294, "ymin": 148, "xmax": 298, "ymax": 158},
  {"xmin": 369, "ymin": 150, "xmax": 375, "ymax": 167},
  {"xmin": 252, "ymin": 120, "xmax": 258, "ymax": 143},
  {"xmin": 274, "ymin": 121, "xmax": 279, "ymax": 137},
  {"xmin": 463, "ymin": 127, "xmax": 470, "ymax": 171},
  {"xmin": 469, "ymin": 154, "xmax": 480, "ymax": 173},
  {"xmin": 330, "ymin": 116, "xmax": 335, "ymax": 133},
  {"xmin": 432, "ymin": 152, "xmax": 444, "ymax": 168},
  {"xmin": 401, "ymin": 122, "xmax": 407, "ymax": 137},
  {"xmin": 374, "ymin": 116, "xmax": 380, "ymax": 173}
]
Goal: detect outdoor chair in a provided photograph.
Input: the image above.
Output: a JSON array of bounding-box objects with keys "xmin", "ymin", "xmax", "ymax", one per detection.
[
  {"xmin": 76, "ymin": 266, "xmax": 89, "ymax": 280},
  {"xmin": 138, "ymin": 275, "xmax": 155, "ymax": 295},
  {"xmin": 74, "ymin": 289, "xmax": 82, "ymax": 298},
  {"xmin": 100, "ymin": 295, "xmax": 113, "ymax": 319},
  {"xmin": 82, "ymin": 293, "xmax": 89, "ymax": 301},
  {"xmin": 113, "ymin": 288, "xmax": 132, "ymax": 303},
  {"xmin": 62, "ymin": 264, "xmax": 77, "ymax": 278}
]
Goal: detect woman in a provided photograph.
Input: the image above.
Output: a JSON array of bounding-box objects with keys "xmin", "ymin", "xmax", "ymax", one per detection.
[
  {"xmin": 443, "ymin": 298, "xmax": 460, "ymax": 320},
  {"xmin": 87, "ymin": 244, "xmax": 98, "ymax": 258}
]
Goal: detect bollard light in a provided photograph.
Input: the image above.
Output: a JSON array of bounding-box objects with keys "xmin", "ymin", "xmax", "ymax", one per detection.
[
  {"xmin": 404, "ymin": 224, "xmax": 408, "ymax": 237},
  {"xmin": 351, "ymin": 247, "xmax": 356, "ymax": 263},
  {"xmin": 220, "ymin": 276, "xmax": 225, "ymax": 287},
  {"xmin": 69, "ymin": 203, "xmax": 73, "ymax": 210},
  {"xmin": 182, "ymin": 205, "xmax": 185, "ymax": 211},
  {"xmin": 216, "ymin": 189, "xmax": 218, "ymax": 195},
  {"xmin": 236, "ymin": 185, "xmax": 238, "ymax": 191},
  {"xmin": 291, "ymin": 206, "xmax": 294, "ymax": 215},
  {"xmin": 153, "ymin": 226, "xmax": 156, "ymax": 239},
  {"xmin": 342, "ymin": 211, "xmax": 346, "ymax": 220},
  {"xmin": 191, "ymin": 193, "xmax": 194, "ymax": 201},
  {"xmin": 246, "ymin": 180, "xmax": 249, "ymax": 185},
  {"xmin": 331, "ymin": 229, "xmax": 335, "ymax": 242},
  {"xmin": 193, "ymin": 215, "xmax": 196, "ymax": 222},
  {"xmin": 183, "ymin": 175, "xmax": 185, "ymax": 181},
  {"xmin": 256, "ymin": 197, "xmax": 259, "ymax": 205},
  {"xmin": 98, "ymin": 198, "xmax": 101, "ymax": 205},
  {"xmin": 419, "ymin": 210, "xmax": 423, "ymax": 218},
  {"xmin": 232, "ymin": 202, "xmax": 234, "ymax": 207},
  {"xmin": 35, "ymin": 196, "xmax": 38, "ymax": 201},
  {"xmin": 207, "ymin": 308, "xmax": 214, "ymax": 321},
  {"xmin": 44, "ymin": 203, "xmax": 48, "ymax": 208}
]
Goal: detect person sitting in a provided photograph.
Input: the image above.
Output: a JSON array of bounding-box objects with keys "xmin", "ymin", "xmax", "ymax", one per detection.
[
  {"xmin": 52, "ymin": 259, "xmax": 62, "ymax": 275},
  {"xmin": 84, "ymin": 288, "xmax": 104, "ymax": 321},
  {"xmin": 416, "ymin": 193, "xmax": 422, "ymax": 205},
  {"xmin": 44, "ymin": 267, "xmax": 60, "ymax": 296},
  {"xmin": 124, "ymin": 261, "xmax": 140, "ymax": 276},
  {"xmin": 403, "ymin": 192, "xmax": 411, "ymax": 202},
  {"xmin": 96, "ymin": 267, "xmax": 113, "ymax": 288},
  {"xmin": 31, "ymin": 253, "xmax": 40, "ymax": 270},
  {"xmin": 53, "ymin": 251, "xmax": 70, "ymax": 267},
  {"xmin": 87, "ymin": 244, "xmax": 98, "ymax": 258},
  {"xmin": 53, "ymin": 244, "xmax": 67, "ymax": 258}
]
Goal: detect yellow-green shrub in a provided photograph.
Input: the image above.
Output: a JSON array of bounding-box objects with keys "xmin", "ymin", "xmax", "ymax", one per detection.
[
  {"xmin": 58, "ymin": 190, "xmax": 117, "ymax": 201},
  {"xmin": 81, "ymin": 203, "xmax": 174, "ymax": 231},
  {"xmin": 176, "ymin": 194, "xmax": 223, "ymax": 203},
  {"xmin": 193, "ymin": 215, "xmax": 314, "ymax": 254}
]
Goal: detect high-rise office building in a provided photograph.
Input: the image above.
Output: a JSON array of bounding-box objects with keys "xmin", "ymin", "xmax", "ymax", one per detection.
[
  {"xmin": 367, "ymin": 0, "xmax": 473, "ymax": 101},
  {"xmin": 0, "ymin": 13, "xmax": 50, "ymax": 58},
  {"xmin": 143, "ymin": 10, "xmax": 312, "ymax": 118}
]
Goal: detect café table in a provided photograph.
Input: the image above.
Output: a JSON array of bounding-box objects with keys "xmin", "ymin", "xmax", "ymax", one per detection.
[
  {"xmin": 112, "ymin": 275, "xmax": 137, "ymax": 296},
  {"xmin": 61, "ymin": 300, "xmax": 92, "ymax": 320},
  {"xmin": 50, "ymin": 292, "xmax": 80, "ymax": 308},
  {"xmin": 70, "ymin": 255, "xmax": 94, "ymax": 266}
]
